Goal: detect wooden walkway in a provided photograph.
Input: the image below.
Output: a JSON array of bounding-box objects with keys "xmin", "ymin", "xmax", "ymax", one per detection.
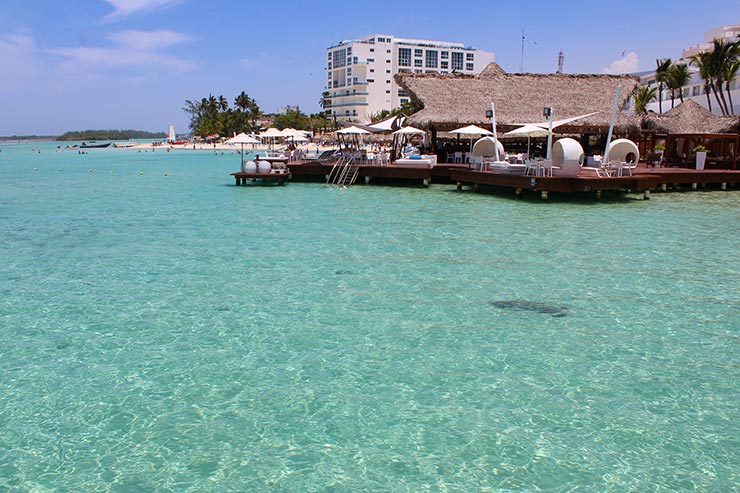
[
  {"xmin": 288, "ymin": 162, "xmax": 467, "ymax": 186},
  {"xmin": 231, "ymin": 162, "xmax": 740, "ymax": 200}
]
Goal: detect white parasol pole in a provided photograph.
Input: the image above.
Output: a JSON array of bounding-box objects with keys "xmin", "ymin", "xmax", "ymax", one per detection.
[
  {"xmin": 546, "ymin": 115, "xmax": 553, "ymax": 160},
  {"xmin": 490, "ymin": 102, "xmax": 500, "ymax": 162},
  {"xmin": 604, "ymin": 85, "xmax": 622, "ymax": 161}
]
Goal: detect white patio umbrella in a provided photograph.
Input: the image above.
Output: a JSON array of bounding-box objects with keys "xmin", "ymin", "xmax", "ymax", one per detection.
[
  {"xmin": 391, "ymin": 126, "xmax": 425, "ymax": 135},
  {"xmin": 226, "ymin": 132, "xmax": 260, "ymax": 167},
  {"xmin": 336, "ymin": 126, "xmax": 371, "ymax": 135},
  {"xmin": 336, "ymin": 126, "xmax": 370, "ymax": 151},
  {"xmin": 450, "ymin": 124, "xmax": 494, "ymax": 156},
  {"xmin": 503, "ymin": 124, "xmax": 549, "ymax": 157}
]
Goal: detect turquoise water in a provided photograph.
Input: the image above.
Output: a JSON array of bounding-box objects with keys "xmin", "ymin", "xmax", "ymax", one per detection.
[{"xmin": 1, "ymin": 142, "xmax": 738, "ymax": 491}]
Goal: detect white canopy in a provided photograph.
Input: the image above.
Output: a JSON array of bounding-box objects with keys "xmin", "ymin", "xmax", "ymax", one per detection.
[
  {"xmin": 259, "ymin": 127, "xmax": 283, "ymax": 138},
  {"xmin": 336, "ymin": 126, "xmax": 371, "ymax": 135},
  {"xmin": 503, "ymin": 124, "xmax": 549, "ymax": 138},
  {"xmin": 472, "ymin": 136, "xmax": 505, "ymax": 157},
  {"xmin": 392, "ymin": 126, "xmax": 425, "ymax": 135},
  {"xmin": 368, "ymin": 115, "xmax": 405, "ymax": 132},
  {"xmin": 226, "ymin": 132, "xmax": 260, "ymax": 144},
  {"xmin": 516, "ymin": 111, "xmax": 601, "ymax": 129},
  {"xmin": 449, "ymin": 124, "xmax": 493, "ymax": 136}
]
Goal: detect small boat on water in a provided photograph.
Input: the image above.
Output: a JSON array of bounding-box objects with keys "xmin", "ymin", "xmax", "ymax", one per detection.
[
  {"xmin": 113, "ymin": 140, "xmax": 136, "ymax": 148},
  {"xmin": 80, "ymin": 142, "xmax": 111, "ymax": 149}
]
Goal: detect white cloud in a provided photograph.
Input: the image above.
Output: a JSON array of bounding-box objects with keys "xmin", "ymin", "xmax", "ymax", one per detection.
[
  {"xmin": 103, "ymin": 0, "xmax": 182, "ymax": 21},
  {"xmin": 0, "ymin": 31, "xmax": 41, "ymax": 89},
  {"xmin": 49, "ymin": 29, "xmax": 195, "ymax": 73},
  {"xmin": 602, "ymin": 52, "xmax": 639, "ymax": 75}
]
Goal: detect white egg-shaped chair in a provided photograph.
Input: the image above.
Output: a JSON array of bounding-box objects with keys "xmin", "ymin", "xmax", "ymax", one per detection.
[
  {"xmin": 242, "ymin": 160, "xmax": 257, "ymax": 173},
  {"xmin": 257, "ymin": 160, "xmax": 272, "ymax": 174},
  {"xmin": 552, "ymin": 138, "xmax": 585, "ymax": 177},
  {"xmin": 605, "ymin": 139, "xmax": 639, "ymax": 164},
  {"xmin": 472, "ymin": 136, "xmax": 505, "ymax": 161}
]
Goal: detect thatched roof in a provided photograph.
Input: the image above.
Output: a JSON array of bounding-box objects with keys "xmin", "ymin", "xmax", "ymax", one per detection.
[
  {"xmin": 643, "ymin": 100, "xmax": 740, "ymax": 134},
  {"xmin": 397, "ymin": 63, "xmax": 641, "ymax": 132}
]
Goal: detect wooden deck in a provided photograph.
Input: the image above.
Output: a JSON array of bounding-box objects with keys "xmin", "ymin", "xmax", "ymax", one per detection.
[
  {"xmin": 634, "ymin": 168, "xmax": 740, "ymax": 191},
  {"xmin": 450, "ymin": 170, "xmax": 660, "ymax": 200},
  {"xmin": 231, "ymin": 171, "xmax": 290, "ymax": 186},
  {"xmin": 230, "ymin": 163, "xmax": 740, "ymax": 200}
]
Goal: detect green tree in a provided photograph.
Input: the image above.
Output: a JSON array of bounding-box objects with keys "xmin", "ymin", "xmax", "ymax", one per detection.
[
  {"xmin": 633, "ymin": 86, "xmax": 657, "ymax": 115},
  {"xmin": 690, "ymin": 51, "xmax": 716, "ymax": 113},
  {"xmin": 655, "ymin": 58, "xmax": 672, "ymax": 114},
  {"xmin": 723, "ymin": 58, "xmax": 739, "ymax": 115},
  {"xmin": 668, "ymin": 63, "xmax": 691, "ymax": 106},
  {"xmin": 273, "ymin": 107, "xmax": 310, "ymax": 130}
]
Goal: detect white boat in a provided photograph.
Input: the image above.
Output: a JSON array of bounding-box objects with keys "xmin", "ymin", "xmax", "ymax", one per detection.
[
  {"xmin": 167, "ymin": 124, "xmax": 176, "ymax": 143},
  {"xmin": 113, "ymin": 140, "xmax": 136, "ymax": 148}
]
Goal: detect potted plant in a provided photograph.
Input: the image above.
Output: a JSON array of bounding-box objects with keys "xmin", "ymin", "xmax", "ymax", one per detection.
[
  {"xmin": 654, "ymin": 143, "xmax": 665, "ymax": 156},
  {"xmin": 693, "ymin": 145, "xmax": 708, "ymax": 170}
]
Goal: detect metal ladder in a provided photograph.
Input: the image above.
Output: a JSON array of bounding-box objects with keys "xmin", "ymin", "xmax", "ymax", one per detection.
[{"xmin": 326, "ymin": 152, "xmax": 361, "ymax": 188}]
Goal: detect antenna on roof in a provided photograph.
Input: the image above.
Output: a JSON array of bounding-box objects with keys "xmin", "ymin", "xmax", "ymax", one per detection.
[
  {"xmin": 557, "ymin": 50, "xmax": 565, "ymax": 74},
  {"xmin": 520, "ymin": 30, "xmax": 525, "ymax": 73}
]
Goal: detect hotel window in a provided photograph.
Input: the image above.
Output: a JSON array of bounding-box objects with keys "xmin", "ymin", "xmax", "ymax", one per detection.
[
  {"xmin": 693, "ymin": 86, "xmax": 700, "ymax": 96},
  {"xmin": 347, "ymin": 58, "xmax": 351, "ymax": 65},
  {"xmin": 387, "ymin": 50, "xmax": 391, "ymax": 53},
  {"xmin": 386, "ymin": 90, "xmax": 391, "ymax": 94},
  {"xmin": 386, "ymin": 69, "xmax": 391, "ymax": 73},
  {"xmin": 333, "ymin": 49, "xmax": 346, "ymax": 69},
  {"xmin": 441, "ymin": 51, "xmax": 449, "ymax": 59},
  {"xmin": 425, "ymin": 50, "xmax": 438, "ymax": 68},
  {"xmin": 328, "ymin": 62, "xmax": 332, "ymax": 69},
  {"xmin": 370, "ymin": 48, "xmax": 374, "ymax": 52},
  {"xmin": 414, "ymin": 59, "xmax": 423, "ymax": 67},
  {"xmin": 398, "ymin": 47, "xmax": 412, "ymax": 67},
  {"xmin": 415, "ymin": 69, "xmax": 423, "ymax": 74},
  {"xmin": 353, "ymin": 57, "xmax": 358, "ymax": 64},
  {"xmin": 347, "ymin": 48, "xmax": 352, "ymax": 55},
  {"xmin": 367, "ymin": 78, "xmax": 375, "ymax": 82},
  {"xmin": 414, "ymin": 48, "xmax": 423, "ymax": 57},
  {"xmin": 466, "ymin": 53, "xmax": 474, "ymax": 61},
  {"xmin": 367, "ymin": 58, "xmax": 375, "ymax": 62},
  {"xmin": 370, "ymin": 68, "xmax": 374, "ymax": 73},
  {"xmin": 400, "ymin": 98, "xmax": 409, "ymax": 104},
  {"xmin": 386, "ymin": 80, "xmax": 391, "ymax": 84},
  {"xmin": 466, "ymin": 63, "xmax": 474, "ymax": 71},
  {"xmin": 441, "ymin": 61, "xmax": 449, "ymax": 70},
  {"xmin": 386, "ymin": 60, "xmax": 390, "ymax": 63},
  {"xmin": 347, "ymin": 67, "xmax": 352, "ymax": 75},
  {"xmin": 398, "ymin": 89, "xmax": 407, "ymax": 97},
  {"xmin": 451, "ymin": 52, "xmax": 463, "ymax": 70}
]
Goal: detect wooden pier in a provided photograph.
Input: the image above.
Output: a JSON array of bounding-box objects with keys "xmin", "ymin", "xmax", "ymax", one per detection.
[
  {"xmin": 230, "ymin": 162, "xmax": 739, "ymax": 200},
  {"xmin": 450, "ymin": 169, "xmax": 660, "ymax": 200},
  {"xmin": 231, "ymin": 171, "xmax": 291, "ymax": 186}
]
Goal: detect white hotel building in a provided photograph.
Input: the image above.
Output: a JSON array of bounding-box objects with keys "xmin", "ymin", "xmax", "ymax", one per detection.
[
  {"xmin": 324, "ymin": 34, "xmax": 494, "ymax": 123},
  {"xmin": 633, "ymin": 25, "xmax": 740, "ymax": 116}
]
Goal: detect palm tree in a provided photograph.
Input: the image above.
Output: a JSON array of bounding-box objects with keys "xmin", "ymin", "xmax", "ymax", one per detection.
[
  {"xmin": 318, "ymin": 91, "xmax": 330, "ymax": 110},
  {"xmin": 218, "ymin": 95, "xmax": 229, "ymax": 112},
  {"xmin": 723, "ymin": 58, "xmax": 739, "ymax": 115},
  {"xmin": 690, "ymin": 51, "xmax": 715, "ymax": 113},
  {"xmin": 669, "ymin": 63, "xmax": 691, "ymax": 104},
  {"xmin": 633, "ymin": 86, "xmax": 657, "ymax": 115},
  {"xmin": 655, "ymin": 58, "xmax": 672, "ymax": 114},
  {"xmin": 235, "ymin": 91, "xmax": 251, "ymax": 112}
]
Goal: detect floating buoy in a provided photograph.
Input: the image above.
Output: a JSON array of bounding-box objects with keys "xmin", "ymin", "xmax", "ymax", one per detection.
[
  {"xmin": 88, "ymin": 169, "xmax": 93, "ymax": 173},
  {"xmin": 59, "ymin": 168, "xmax": 63, "ymax": 172},
  {"xmin": 139, "ymin": 171, "xmax": 143, "ymax": 175}
]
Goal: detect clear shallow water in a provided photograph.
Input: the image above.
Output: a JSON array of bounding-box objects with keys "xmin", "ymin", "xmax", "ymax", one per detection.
[{"xmin": 0, "ymin": 142, "xmax": 738, "ymax": 491}]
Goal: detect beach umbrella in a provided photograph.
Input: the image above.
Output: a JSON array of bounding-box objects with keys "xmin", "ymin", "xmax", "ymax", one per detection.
[
  {"xmin": 226, "ymin": 132, "xmax": 260, "ymax": 167},
  {"xmin": 391, "ymin": 126, "xmax": 425, "ymax": 135},
  {"xmin": 336, "ymin": 126, "xmax": 371, "ymax": 151},
  {"xmin": 449, "ymin": 124, "xmax": 494, "ymax": 156},
  {"xmin": 504, "ymin": 124, "xmax": 549, "ymax": 157}
]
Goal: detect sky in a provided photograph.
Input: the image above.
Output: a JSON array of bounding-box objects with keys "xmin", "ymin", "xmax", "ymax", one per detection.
[{"xmin": 0, "ymin": 0, "xmax": 737, "ymax": 135}]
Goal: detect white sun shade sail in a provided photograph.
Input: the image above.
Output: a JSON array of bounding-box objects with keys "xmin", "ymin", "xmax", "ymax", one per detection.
[
  {"xmin": 515, "ymin": 111, "xmax": 602, "ymax": 129},
  {"xmin": 392, "ymin": 126, "xmax": 425, "ymax": 135}
]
